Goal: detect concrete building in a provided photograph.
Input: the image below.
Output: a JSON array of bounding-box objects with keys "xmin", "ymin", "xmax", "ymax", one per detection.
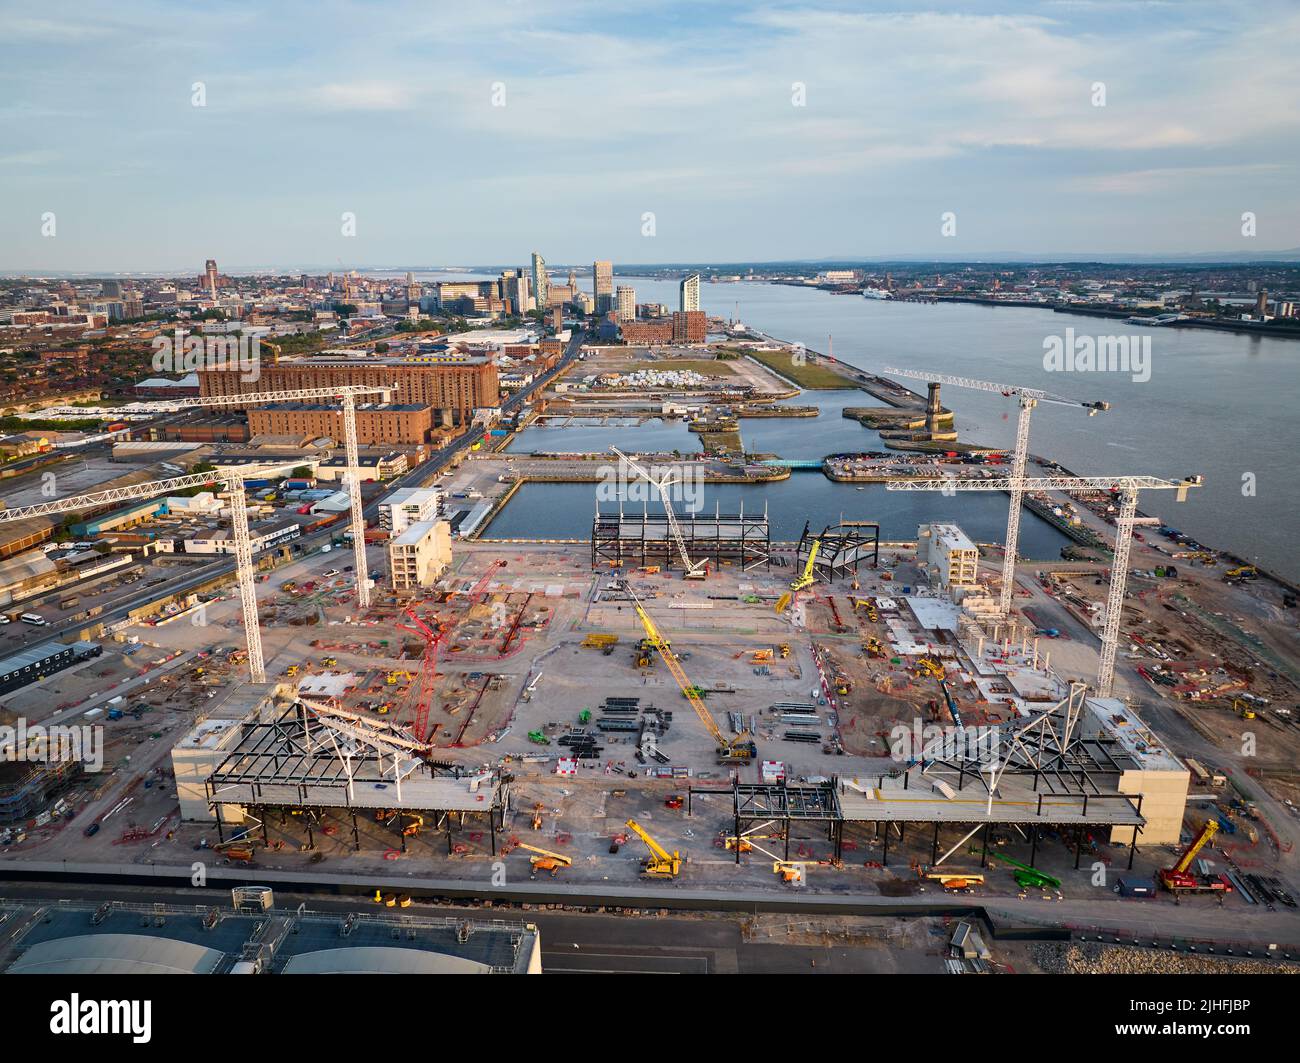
[
  {"xmin": 680, "ymin": 272, "xmax": 701, "ymax": 312},
  {"xmin": 379, "ymin": 487, "xmax": 441, "ymax": 534},
  {"xmin": 615, "ymin": 285, "xmax": 636, "ymax": 323},
  {"xmin": 593, "ymin": 260, "xmax": 613, "ymax": 314},
  {"xmin": 389, "ymin": 519, "xmax": 453, "ymax": 591},
  {"xmin": 917, "ymin": 522, "xmax": 979, "ymax": 590}
]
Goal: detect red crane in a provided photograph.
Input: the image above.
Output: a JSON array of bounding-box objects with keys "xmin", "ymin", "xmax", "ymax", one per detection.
[
  {"xmin": 464, "ymin": 559, "xmax": 505, "ymax": 607},
  {"xmin": 396, "ymin": 608, "xmax": 450, "ymax": 744}
]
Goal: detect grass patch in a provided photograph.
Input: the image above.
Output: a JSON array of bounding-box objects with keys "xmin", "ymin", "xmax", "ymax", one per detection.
[{"xmin": 737, "ymin": 348, "xmax": 856, "ymax": 389}]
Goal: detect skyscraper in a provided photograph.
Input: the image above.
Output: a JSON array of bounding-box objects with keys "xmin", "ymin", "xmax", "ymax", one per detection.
[
  {"xmin": 593, "ymin": 260, "xmax": 613, "ymax": 314},
  {"xmin": 530, "ymin": 252, "xmax": 549, "ymax": 310},
  {"xmin": 680, "ymin": 272, "xmax": 700, "ymax": 313},
  {"xmin": 616, "ymin": 285, "xmax": 636, "ymax": 322}
]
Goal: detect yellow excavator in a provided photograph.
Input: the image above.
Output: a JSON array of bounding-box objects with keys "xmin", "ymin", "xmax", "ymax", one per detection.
[
  {"xmin": 775, "ymin": 539, "xmax": 821, "ymax": 614},
  {"xmin": 516, "ymin": 843, "xmax": 573, "ymax": 878},
  {"xmin": 629, "ymin": 588, "xmax": 757, "ymax": 764},
  {"xmin": 626, "ymin": 818, "xmax": 681, "ymax": 878}
]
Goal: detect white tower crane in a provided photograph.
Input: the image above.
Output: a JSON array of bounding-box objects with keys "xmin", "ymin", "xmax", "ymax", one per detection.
[
  {"xmin": 0, "ymin": 461, "xmax": 303, "ymax": 683},
  {"xmin": 145, "ymin": 384, "xmax": 393, "ymax": 610},
  {"xmin": 610, "ymin": 447, "xmax": 706, "ymax": 578},
  {"xmin": 883, "ymin": 367, "xmax": 1109, "ymax": 616},
  {"xmin": 886, "ymin": 473, "xmax": 1201, "ymax": 697}
]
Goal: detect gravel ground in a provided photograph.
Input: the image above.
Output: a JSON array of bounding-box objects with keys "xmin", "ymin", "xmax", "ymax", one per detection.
[{"xmin": 1031, "ymin": 940, "xmax": 1298, "ymax": 975}]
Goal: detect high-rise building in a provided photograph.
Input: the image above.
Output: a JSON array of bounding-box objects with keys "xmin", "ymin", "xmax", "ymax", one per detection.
[
  {"xmin": 680, "ymin": 273, "xmax": 700, "ymax": 313},
  {"xmin": 204, "ymin": 259, "xmax": 219, "ymax": 301},
  {"xmin": 615, "ymin": 286, "xmax": 636, "ymax": 322},
  {"xmin": 530, "ymin": 252, "xmax": 549, "ymax": 312},
  {"xmin": 593, "ymin": 260, "xmax": 613, "ymax": 314},
  {"xmin": 500, "ymin": 270, "xmax": 531, "ymax": 316}
]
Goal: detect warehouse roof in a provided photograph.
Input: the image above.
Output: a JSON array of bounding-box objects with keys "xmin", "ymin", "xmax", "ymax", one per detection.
[{"xmin": 7, "ymin": 934, "xmax": 225, "ymax": 975}]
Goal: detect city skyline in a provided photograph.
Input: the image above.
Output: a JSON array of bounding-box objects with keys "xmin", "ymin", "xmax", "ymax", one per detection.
[{"xmin": 2, "ymin": 0, "xmax": 1298, "ymax": 272}]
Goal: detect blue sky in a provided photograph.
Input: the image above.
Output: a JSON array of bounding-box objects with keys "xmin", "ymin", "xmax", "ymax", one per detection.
[{"xmin": 1, "ymin": 0, "xmax": 1297, "ymax": 271}]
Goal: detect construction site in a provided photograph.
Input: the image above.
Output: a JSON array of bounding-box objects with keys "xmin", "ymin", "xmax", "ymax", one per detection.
[{"xmin": 1, "ymin": 362, "xmax": 1298, "ymax": 977}]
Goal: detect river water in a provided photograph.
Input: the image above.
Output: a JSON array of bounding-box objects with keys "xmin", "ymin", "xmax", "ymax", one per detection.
[
  {"xmin": 534, "ymin": 276, "xmax": 1297, "ymax": 578},
  {"xmin": 393, "ymin": 270, "xmax": 1296, "ymax": 575}
]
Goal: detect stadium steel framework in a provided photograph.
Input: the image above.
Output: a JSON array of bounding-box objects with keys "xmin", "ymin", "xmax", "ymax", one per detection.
[
  {"xmin": 692, "ymin": 686, "xmax": 1148, "ymax": 873},
  {"xmin": 795, "ymin": 520, "xmax": 880, "ymax": 581},
  {"xmin": 591, "ymin": 501, "xmax": 771, "ymax": 572},
  {"xmin": 204, "ymin": 702, "xmax": 506, "ymax": 856}
]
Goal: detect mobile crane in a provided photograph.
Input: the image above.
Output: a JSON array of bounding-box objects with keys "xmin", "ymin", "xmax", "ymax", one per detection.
[
  {"xmin": 628, "ymin": 587, "xmax": 757, "ymax": 764},
  {"xmin": 625, "ymin": 818, "xmax": 681, "ymax": 878},
  {"xmin": 775, "ymin": 537, "xmax": 821, "ymax": 614},
  {"xmin": 1158, "ymin": 819, "xmax": 1231, "ymax": 892}
]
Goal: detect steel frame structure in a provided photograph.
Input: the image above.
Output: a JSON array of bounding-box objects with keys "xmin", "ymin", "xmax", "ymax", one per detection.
[
  {"xmin": 688, "ymin": 780, "xmax": 846, "ymax": 863},
  {"xmin": 204, "ymin": 700, "xmax": 505, "ymax": 856},
  {"xmin": 794, "ymin": 520, "xmax": 880, "ymax": 582},
  {"xmin": 591, "ymin": 502, "xmax": 771, "ymax": 572},
  {"xmin": 887, "ymin": 474, "xmax": 1201, "ymax": 696}
]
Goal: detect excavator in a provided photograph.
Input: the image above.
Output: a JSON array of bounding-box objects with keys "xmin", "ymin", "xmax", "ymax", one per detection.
[
  {"xmin": 626, "ymin": 818, "xmax": 680, "ymax": 878},
  {"xmin": 775, "ymin": 538, "xmax": 821, "ymax": 614},
  {"xmin": 516, "ymin": 843, "xmax": 573, "ymax": 878},
  {"xmin": 1158, "ymin": 819, "xmax": 1231, "ymax": 892},
  {"xmin": 629, "ymin": 588, "xmax": 757, "ymax": 764}
]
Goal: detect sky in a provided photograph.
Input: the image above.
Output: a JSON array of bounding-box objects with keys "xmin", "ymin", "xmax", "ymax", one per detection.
[{"xmin": 1, "ymin": 0, "xmax": 1298, "ymax": 272}]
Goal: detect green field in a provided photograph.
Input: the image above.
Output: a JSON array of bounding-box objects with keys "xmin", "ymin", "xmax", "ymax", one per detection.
[{"xmin": 728, "ymin": 348, "xmax": 855, "ymax": 389}]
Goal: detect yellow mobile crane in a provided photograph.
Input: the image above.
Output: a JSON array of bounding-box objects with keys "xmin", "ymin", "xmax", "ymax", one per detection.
[
  {"xmin": 628, "ymin": 588, "xmax": 757, "ymax": 764},
  {"xmin": 775, "ymin": 539, "xmax": 821, "ymax": 614},
  {"xmin": 626, "ymin": 818, "xmax": 681, "ymax": 878}
]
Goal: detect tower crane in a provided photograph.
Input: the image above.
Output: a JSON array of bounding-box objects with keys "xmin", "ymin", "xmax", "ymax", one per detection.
[
  {"xmin": 625, "ymin": 818, "xmax": 681, "ymax": 877},
  {"xmin": 882, "ymin": 368, "xmax": 1108, "ymax": 616},
  {"xmin": 887, "ymin": 474, "xmax": 1201, "ymax": 697},
  {"xmin": 0, "ymin": 461, "xmax": 306, "ymax": 683},
  {"xmin": 395, "ymin": 608, "xmax": 451, "ymax": 743},
  {"xmin": 627, "ymin": 586, "xmax": 756, "ymax": 764},
  {"xmin": 610, "ymin": 447, "xmax": 706, "ymax": 579},
  {"xmin": 149, "ymin": 384, "xmax": 394, "ymax": 610}
]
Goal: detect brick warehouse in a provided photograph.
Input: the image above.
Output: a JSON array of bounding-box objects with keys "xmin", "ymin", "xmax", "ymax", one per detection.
[
  {"xmin": 248, "ymin": 403, "xmax": 436, "ymax": 445},
  {"xmin": 198, "ymin": 355, "xmax": 499, "ymax": 421}
]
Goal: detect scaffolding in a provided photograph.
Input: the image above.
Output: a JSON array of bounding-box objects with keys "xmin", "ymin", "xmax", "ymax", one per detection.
[{"xmin": 591, "ymin": 501, "xmax": 771, "ymax": 572}]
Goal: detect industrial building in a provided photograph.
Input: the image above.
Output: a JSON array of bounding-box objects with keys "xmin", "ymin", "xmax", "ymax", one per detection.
[
  {"xmin": 197, "ymin": 355, "xmax": 500, "ymax": 422},
  {"xmin": 180, "ymin": 519, "xmax": 301, "ymax": 556},
  {"xmin": 247, "ymin": 402, "xmax": 437, "ymax": 445},
  {"xmin": 0, "ymin": 639, "xmax": 101, "ymax": 697}
]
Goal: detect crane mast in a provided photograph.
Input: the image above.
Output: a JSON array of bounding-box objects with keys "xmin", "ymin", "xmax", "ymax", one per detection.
[
  {"xmin": 882, "ymin": 367, "xmax": 1107, "ymax": 615},
  {"xmin": 888, "ymin": 474, "xmax": 1201, "ymax": 697},
  {"xmin": 610, "ymin": 447, "xmax": 705, "ymax": 577}
]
